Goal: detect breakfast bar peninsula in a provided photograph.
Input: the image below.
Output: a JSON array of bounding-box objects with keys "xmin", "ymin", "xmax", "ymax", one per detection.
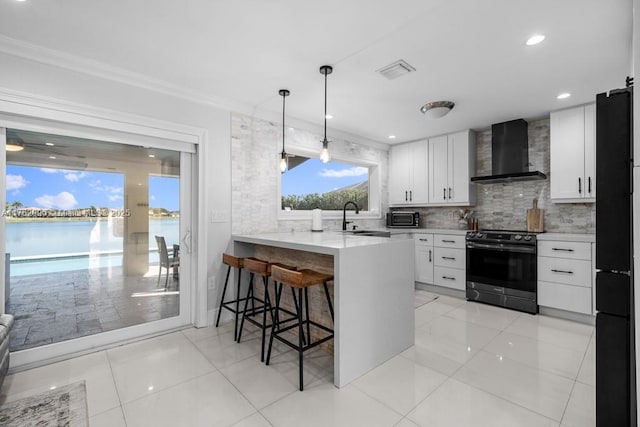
[{"xmin": 232, "ymin": 231, "xmax": 415, "ymax": 387}]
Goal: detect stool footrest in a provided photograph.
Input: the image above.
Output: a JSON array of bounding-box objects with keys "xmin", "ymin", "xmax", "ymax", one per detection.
[
  {"xmin": 220, "ymin": 297, "xmax": 251, "ymax": 314},
  {"xmin": 273, "ymin": 333, "xmax": 334, "ymax": 354}
]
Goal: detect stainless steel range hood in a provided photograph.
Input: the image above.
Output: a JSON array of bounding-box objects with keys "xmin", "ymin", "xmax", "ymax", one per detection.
[{"xmin": 471, "ymin": 119, "xmax": 547, "ymax": 184}]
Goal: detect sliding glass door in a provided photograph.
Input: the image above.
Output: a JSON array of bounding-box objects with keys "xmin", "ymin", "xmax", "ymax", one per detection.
[{"xmin": 1, "ymin": 126, "xmax": 194, "ymax": 361}]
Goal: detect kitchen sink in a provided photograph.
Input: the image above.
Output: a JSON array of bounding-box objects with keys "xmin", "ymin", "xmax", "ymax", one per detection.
[{"xmin": 344, "ymin": 229, "xmax": 391, "ymax": 237}]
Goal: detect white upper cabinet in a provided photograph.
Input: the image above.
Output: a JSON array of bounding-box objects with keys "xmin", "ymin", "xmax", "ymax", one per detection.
[
  {"xmin": 550, "ymin": 104, "xmax": 596, "ymax": 202},
  {"xmin": 388, "ymin": 140, "xmax": 428, "ymax": 205},
  {"xmin": 428, "ymin": 130, "xmax": 476, "ymax": 206}
]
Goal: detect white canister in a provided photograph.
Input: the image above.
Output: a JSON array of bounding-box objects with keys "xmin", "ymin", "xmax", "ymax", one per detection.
[{"xmin": 311, "ymin": 208, "xmax": 323, "ymax": 232}]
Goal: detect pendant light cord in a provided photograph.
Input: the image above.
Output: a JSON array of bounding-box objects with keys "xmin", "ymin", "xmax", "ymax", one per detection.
[
  {"xmin": 282, "ymin": 92, "xmax": 286, "ymax": 153},
  {"xmin": 323, "ymin": 70, "xmax": 327, "ymax": 141}
]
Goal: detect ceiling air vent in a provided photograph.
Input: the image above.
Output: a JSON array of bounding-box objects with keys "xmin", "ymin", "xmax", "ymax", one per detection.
[{"xmin": 376, "ymin": 59, "xmax": 416, "ymax": 80}]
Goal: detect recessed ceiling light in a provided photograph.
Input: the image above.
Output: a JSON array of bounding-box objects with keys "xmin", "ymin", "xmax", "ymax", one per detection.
[
  {"xmin": 325, "ymin": 114, "xmax": 333, "ymax": 120},
  {"xmin": 45, "ymin": 142, "xmax": 54, "ymax": 146},
  {"xmin": 49, "ymin": 156, "xmax": 56, "ymax": 159},
  {"xmin": 557, "ymin": 92, "xmax": 571, "ymax": 99},
  {"xmin": 148, "ymin": 154, "xmax": 155, "ymax": 158},
  {"xmin": 526, "ymin": 34, "xmax": 545, "ymax": 46},
  {"xmin": 388, "ymin": 135, "xmax": 396, "ymax": 139}
]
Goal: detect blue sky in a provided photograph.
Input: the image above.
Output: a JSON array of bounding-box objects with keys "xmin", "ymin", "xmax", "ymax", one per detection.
[
  {"xmin": 282, "ymin": 158, "xmax": 368, "ymax": 196},
  {"xmin": 6, "ymin": 165, "xmax": 179, "ymax": 211}
]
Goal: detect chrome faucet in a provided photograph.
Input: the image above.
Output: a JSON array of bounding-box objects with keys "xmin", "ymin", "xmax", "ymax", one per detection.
[{"xmin": 342, "ymin": 201, "xmax": 360, "ymax": 231}]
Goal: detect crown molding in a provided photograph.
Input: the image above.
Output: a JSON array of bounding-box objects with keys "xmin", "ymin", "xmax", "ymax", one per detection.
[
  {"xmin": 0, "ymin": 34, "xmax": 252, "ymax": 115},
  {"xmin": 0, "ymin": 34, "xmax": 389, "ymax": 151}
]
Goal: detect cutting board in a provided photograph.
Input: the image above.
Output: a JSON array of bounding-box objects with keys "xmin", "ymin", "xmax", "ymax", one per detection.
[{"xmin": 527, "ymin": 198, "xmax": 544, "ymax": 232}]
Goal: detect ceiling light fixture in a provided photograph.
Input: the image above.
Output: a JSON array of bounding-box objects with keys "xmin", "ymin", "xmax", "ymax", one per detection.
[
  {"xmin": 278, "ymin": 88, "xmax": 290, "ymax": 173},
  {"xmin": 325, "ymin": 114, "xmax": 333, "ymax": 120},
  {"xmin": 388, "ymin": 135, "xmax": 396, "ymax": 139},
  {"xmin": 557, "ymin": 92, "xmax": 571, "ymax": 99},
  {"xmin": 319, "ymin": 65, "xmax": 333, "ymax": 163},
  {"xmin": 526, "ymin": 34, "xmax": 545, "ymax": 46},
  {"xmin": 420, "ymin": 101, "xmax": 455, "ymax": 119},
  {"xmin": 6, "ymin": 136, "xmax": 24, "ymax": 152},
  {"xmin": 45, "ymin": 142, "xmax": 54, "ymax": 146}
]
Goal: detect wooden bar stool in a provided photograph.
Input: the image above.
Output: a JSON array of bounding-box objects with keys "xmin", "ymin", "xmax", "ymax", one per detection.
[
  {"xmin": 237, "ymin": 258, "xmax": 299, "ymax": 362},
  {"xmin": 266, "ymin": 265, "xmax": 334, "ymax": 391},
  {"xmin": 215, "ymin": 254, "xmax": 245, "ymax": 341}
]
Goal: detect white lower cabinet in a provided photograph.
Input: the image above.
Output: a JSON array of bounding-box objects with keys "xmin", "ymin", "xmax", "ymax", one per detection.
[
  {"xmin": 434, "ymin": 266, "xmax": 465, "ymax": 290},
  {"xmin": 414, "ymin": 234, "xmax": 434, "ymax": 284},
  {"xmin": 413, "ymin": 232, "xmax": 465, "ymax": 290},
  {"xmin": 433, "ymin": 234, "xmax": 466, "ymax": 291},
  {"xmin": 537, "ymin": 240, "xmax": 593, "ymax": 314}
]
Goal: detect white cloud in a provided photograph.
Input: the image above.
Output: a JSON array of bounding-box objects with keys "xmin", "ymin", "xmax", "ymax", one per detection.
[
  {"xmin": 35, "ymin": 191, "xmax": 78, "ymax": 209},
  {"xmin": 6, "ymin": 174, "xmax": 29, "ymax": 190},
  {"xmin": 64, "ymin": 171, "xmax": 88, "ymax": 182},
  {"xmin": 318, "ymin": 166, "xmax": 368, "ymax": 178},
  {"xmin": 39, "ymin": 168, "xmax": 58, "ymax": 174},
  {"xmin": 90, "ymin": 181, "xmax": 123, "ymax": 202}
]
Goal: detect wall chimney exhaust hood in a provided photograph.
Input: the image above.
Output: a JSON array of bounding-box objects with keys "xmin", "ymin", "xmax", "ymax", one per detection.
[{"xmin": 471, "ymin": 118, "xmax": 547, "ymax": 184}]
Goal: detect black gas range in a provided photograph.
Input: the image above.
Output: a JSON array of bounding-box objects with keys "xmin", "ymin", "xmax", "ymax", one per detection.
[{"xmin": 465, "ymin": 229, "xmax": 541, "ymax": 314}]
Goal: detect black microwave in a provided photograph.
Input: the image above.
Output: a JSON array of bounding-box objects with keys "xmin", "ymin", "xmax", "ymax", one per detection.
[{"xmin": 386, "ymin": 211, "xmax": 420, "ymax": 228}]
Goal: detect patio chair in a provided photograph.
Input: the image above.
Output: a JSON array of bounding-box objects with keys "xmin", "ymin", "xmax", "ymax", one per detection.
[{"xmin": 155, "ymin": 235, "xmax": 179, "ymax": 290}]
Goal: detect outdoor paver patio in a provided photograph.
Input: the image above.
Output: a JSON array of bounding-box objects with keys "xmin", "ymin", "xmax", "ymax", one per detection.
[{"xmin": 6, "ymin": 265, "xmax": 179, "ymax": 351}]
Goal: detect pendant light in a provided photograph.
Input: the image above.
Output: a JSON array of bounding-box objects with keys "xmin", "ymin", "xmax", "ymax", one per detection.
[
  {"xmin": 319, "ymin": 65, "xmax": 333, "ymax": 163},
  {"xmin": 278, "ymin": 89, "xmax": 290, "ymax": 173}
]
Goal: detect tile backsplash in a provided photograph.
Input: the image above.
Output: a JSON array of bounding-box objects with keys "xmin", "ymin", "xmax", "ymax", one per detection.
[{"xmin": 410, "ymin": 119, "xmax": 595, "ymax": 233}]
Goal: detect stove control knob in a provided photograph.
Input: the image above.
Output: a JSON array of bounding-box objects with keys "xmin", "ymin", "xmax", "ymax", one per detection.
[
  {"xmin": 524, "ymin": 235, "xmax": 532, "ymax": 241},
  {"xmin": 514, "ymin": 234, "xmax": 522, "ymax": 240},
  {"xmin": 476, "ymin": 233, "xmax": 483, "ymax": 238},
  {"xmin": 467, "ymin": 232, "xmax": 476, "ymax": 238}
]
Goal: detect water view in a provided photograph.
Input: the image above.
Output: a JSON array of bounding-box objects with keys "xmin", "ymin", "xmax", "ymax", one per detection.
[{"xmin": 7, "ymin": 218, "xmax": 179, "ymax": 276}]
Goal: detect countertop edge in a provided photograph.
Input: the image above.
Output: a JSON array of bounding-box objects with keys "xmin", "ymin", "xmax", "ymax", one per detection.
[{"xmin": 536, "ymin": 233, "xmax": 595, "ymax": 243}]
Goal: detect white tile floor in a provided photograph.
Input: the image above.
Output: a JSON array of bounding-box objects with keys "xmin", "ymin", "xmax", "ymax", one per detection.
[{"xmin": 0, "ymin": 293, "xmax": 595, "ymax": 426}]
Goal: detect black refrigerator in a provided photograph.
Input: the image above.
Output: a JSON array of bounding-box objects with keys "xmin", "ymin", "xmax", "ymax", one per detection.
[{"xmin": 595, "ymin": 84, "xmax": 635, "ymax": 427}]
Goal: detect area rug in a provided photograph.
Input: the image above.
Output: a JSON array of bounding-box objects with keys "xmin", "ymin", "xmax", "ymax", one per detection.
[
  {"xmin": 415, "ymin": 289, "xmax": 439, "ymax": 308},
  {"xmin": 0, "ymin": 380, "xmax": 88, "ymax": 427}
]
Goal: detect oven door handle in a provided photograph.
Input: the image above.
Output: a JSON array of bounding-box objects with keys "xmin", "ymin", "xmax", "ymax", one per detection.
[{"xmin": 466, "ymin": 242, "xmax": 536, "ymax": 254}]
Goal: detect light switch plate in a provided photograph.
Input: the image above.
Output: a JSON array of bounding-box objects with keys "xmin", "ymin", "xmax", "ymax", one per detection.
[{"xmin": 211, "ymin": 211, "xmax": 228, "ymax": 223}]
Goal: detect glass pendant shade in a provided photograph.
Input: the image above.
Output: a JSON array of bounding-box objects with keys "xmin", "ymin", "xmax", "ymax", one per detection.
[{"xmin": 320, "ymin": 140, "xmax": 330, "ymax": 163}]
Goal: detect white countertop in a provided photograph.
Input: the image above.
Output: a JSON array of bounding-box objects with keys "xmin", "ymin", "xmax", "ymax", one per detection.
[{"xmin": 232, "ymin": 231, "xmax": 405, "ymax": 255}]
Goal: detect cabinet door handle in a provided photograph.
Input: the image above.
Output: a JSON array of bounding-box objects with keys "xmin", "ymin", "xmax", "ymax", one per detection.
[
  {"xmin": 419, "ymin": 238, "xmax": 429, "ymax": 242},
  {"xmin": 442, "ymin": 256, "xmax": 456, "ymax": 260},
  {"xmin": 588, "ymin": 176, "xmax": 592, "ymax": 194},
  {"xmin": 442, "ymin": 276, "xmax": 455, "ymax": 281},
  {"xmin": 448, "ymin": 187, "xmax": 452, "ymax": 199},
  {"xmin": 442, "ymin": 239, "xmax": 456, "ymax": 243},
  {"xmin": 405, "ymin": 191, "xmax": 408, "ymax": 201},
  {"xmin": 428, "ymin": 249, "xmax": 432, "ymax": 262},
  {"xmin": 551, "ymin": 269, "xmax": 574, "ymax": 275},
  {"xmin": 409, "ymin": 190, "xmax": 412, "ymax": 201},
  {"xmin": 443, "ymin": 188, "xmax": 446, "ymax": 200},
  {"xmin": 578, "ymin": 177, "xmax": 582, "ymax": 194},
  {"xmin": 552, "ymin": 247, "xmax": 574, "ymax": 252}
]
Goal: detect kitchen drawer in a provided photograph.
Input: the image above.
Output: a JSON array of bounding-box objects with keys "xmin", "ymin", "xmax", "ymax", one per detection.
[
  {"xmin": 413, "ymin": 233, "xmax": 434, "ymax": 246},
  {"xmin": 434, "ymin": 266, "xmax": 465, "ymax": 290},
  {"xmin": 538, "ymin": 241, "xmax": 592, "ymax": 260},
  {"xmin": 434, "ymin": 234, "xmax": 465, "ymax": 248},
  {"xmin": 538, "ymin": 257, "xmax": 592, "ymax": 287},
  {"xmin": 538, "ymin": 281, "xmax": 592, "ymax": 314},
  {"xmin": 434, "ymin": 247, "xmax": 465, "ymax": 269}
]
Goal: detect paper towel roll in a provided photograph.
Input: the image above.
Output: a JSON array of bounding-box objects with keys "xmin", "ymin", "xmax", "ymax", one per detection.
[{"xmin": 311, "ymin": 208, "xmax": 323, "ymax": 232}]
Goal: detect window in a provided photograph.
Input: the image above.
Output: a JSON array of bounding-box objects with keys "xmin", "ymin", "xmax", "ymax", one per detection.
[{"xmin": 280, "ymin": 153, "xmax": 380, "ymax": 217}]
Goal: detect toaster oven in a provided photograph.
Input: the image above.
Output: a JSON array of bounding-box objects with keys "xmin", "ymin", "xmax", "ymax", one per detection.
[{"xmin": 386, "ymin": 211, "xmax": 419, "ymax": 228}]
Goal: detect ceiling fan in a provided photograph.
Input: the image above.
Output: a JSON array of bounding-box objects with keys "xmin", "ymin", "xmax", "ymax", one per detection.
[{"xmin": 6, "ymin": 133, "xmax": 85, "ymax": 159}]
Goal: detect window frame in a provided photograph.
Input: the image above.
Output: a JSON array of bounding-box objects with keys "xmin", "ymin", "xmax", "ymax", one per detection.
[{"xmin": 277, "ymin": 146, "xmax": 382, "ymax": 221}]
